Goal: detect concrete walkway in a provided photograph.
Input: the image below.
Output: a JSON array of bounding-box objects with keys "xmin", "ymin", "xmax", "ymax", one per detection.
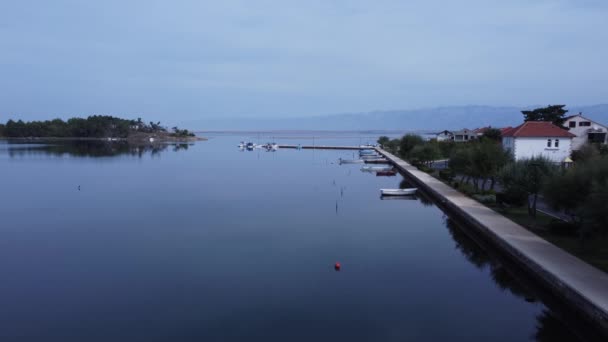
[{"xmin": 376, "ymin": 148, "xmax": 608, "ymax": 333}]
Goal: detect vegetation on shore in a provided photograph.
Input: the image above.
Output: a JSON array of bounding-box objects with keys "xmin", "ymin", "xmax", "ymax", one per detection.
[
  {"xmin": 378, "ymin": 105, "xmax": 608, "ymax": 272},
  {"xmin": 0, "ymin": 116, "xmax": 198, "ymax": 140}
]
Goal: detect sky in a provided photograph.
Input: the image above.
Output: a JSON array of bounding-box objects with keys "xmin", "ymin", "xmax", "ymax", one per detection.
[{"xmin": 0, "ymin": 0, "xmax": 607, "ymax": 124}]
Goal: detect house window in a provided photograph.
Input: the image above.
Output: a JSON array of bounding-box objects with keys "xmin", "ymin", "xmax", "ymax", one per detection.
[
  {"xmin": 569, "ymin": 121, "xmax": 576, "ymax": 128},
  {"xmin": 555, "ymin": 139, "xmax": 559, "ymax": 147},
  {"xmin": 547, "ymin": 139, "xmax": 552, "ymax": 147},
  {"xmin": 579, "ymin": 121, "xmax": 591, "ymax": 127}
]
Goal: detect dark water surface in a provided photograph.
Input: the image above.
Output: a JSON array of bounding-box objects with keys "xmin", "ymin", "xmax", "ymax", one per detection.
[{"xmin": 0, "ymin": 134, "xmax": 596, "ymax": 341}]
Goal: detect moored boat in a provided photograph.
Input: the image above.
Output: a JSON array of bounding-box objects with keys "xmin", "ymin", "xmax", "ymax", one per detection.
[
  {"xmin": 376, "ymin": 170, "xmax": 397, "ymax": 176},
  {"xmin": 361, "ymin": 166, "xmax": 393, "ymax": 172},
  {"xmin": 339, "ymin": 158, "xmax": 365, "ymax": 164},
  {"xmin": 380, "ymin": 188, "xmax": 417, "ymax": 196},
  {"xmin": 360, "ymin": 154, "xmax": 381, "ymax": 159}
]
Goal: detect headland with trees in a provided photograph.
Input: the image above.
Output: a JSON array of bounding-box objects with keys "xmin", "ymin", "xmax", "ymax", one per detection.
[{"xmin": 0, "ymin": 115, "xmax": 203, "ymax": 142}]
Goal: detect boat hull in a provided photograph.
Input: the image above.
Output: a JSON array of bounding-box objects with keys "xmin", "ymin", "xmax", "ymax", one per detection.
[{"xmin": 380, "ymin": 188, "xmax": 417, "ymax": 196}]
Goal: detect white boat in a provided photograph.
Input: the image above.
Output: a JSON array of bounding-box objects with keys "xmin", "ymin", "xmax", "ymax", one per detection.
[
  {"xmin": 380, "ymin": 188, "xmax": 417, "ymax": 196},
  {"xmin": 380, "ymin": 195, "xmax": 417, "ymax": 200},
  {"xmin": 339, "ymin": 158, "xmax": 365, "ymax": 164},
  {"xmin": 360, "ymin": 154, "xmax": 381, "ymax": 159},
  {"xmin": 361, "ymin": 166, "xmax": 393, "ymax": 172}
]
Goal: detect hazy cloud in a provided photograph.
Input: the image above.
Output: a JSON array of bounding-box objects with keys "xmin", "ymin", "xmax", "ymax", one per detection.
[{"xmin": 0, "ymin": 0, "xmax": 606, "ymax": 123}]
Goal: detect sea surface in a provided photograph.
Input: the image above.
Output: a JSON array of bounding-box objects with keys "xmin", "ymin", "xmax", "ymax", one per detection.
[{"xmin": 0, "ymin": 132, "xmax": 598, "ymax": 341}]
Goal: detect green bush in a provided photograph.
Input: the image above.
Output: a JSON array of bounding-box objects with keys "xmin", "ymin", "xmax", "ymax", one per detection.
[
  {"xmin": 547, "ymin": 220, "xmax": 578, "ymax": 236},
  {"xmin": 473, "ymin": 194, "xmax": 496, "ymax": 204},
  {"xmin": 439, "ymin": 168, "xmax": 455, "ymax": 182},
  {"xmin": 496, "ymin": 191, "xmax": 527, "ymax": 206}
]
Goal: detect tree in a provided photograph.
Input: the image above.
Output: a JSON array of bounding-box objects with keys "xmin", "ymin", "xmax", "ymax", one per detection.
[
  {"xmin": 544, "ymin": 156, "xmax": 608, "ymax": 237},
  {"xmin": 398, "ymin": 134, "xmax": 424, "ymax": 159},
  {"xmin": 0, "ymin": 123, "xmax": 5, "ymax": 137},
  {"xmin": 543, "ymin": 167, "xmax": 591, "ymax": 226},
  {"xmin": 571, "ymin": 144, "xmax": 600, "ymax": 162},
  {"xmin": 410, "ymin": 144, "xmax": 440, "ymax": 166},
  {"xmin": 377, "ymin": 136, "xmax": 390, "ymax": 147},
  {"xmin": 471, "ymin": 141, "xmax": 511, "ymax": 191},
  {"xmin": 499, "ymin": 157, "xmax": 555, "ymax": 217},
  {"xmin": 482, "ymin": 128, "xmax": 502, "ymax": 142},
  {"xmin": 449, "ymin": 146, "xmax": 474, "ymax": 183},
  {"xmin": 383, "ymin": 138, "xmax": 400, "ymax": 154},
  {"xmin": 521, "ymin": 105, "xmax": 569, "ymax": 128},
  {"xmin": 586, "ymin": 180, "xmax": 608, "ymax": 234}
]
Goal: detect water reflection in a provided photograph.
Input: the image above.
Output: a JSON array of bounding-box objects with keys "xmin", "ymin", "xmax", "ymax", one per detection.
[
  {"xmin": 445, "ymin": 217, "xmax": 592, "ymax": 342},
  {"xmin": 4, "ymin": 140, "xmax": 192, "ymax": 158},
  {"xmin": 398, "ymin": 178, "xmax": 435, "ymax": 206}
]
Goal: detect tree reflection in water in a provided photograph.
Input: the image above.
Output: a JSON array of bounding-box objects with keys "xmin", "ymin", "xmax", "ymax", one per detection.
[
  {"xmin": 445, "ymin": 217, "xmax": 592, "ymax": 342},
  {"xmin": 6, "ymin": 140, "xmax": 193, "ymax": 158}
]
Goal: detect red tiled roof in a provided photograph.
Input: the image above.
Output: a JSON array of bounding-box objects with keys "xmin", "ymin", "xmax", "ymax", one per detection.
[
  {"xmin": 499, "ymin": 126, "xmax": 513, "ymax": 134},
  {"xmin": 502, "ymin": 121, "xmax": 576, "ymax": 138}
]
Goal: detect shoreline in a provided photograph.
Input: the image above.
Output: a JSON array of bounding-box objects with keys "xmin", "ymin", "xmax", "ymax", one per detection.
[
  {"xmin": 0, "ymin": 135, "xmax": 207, "ymax": 143},
  {"xmin": 376, "ymin": 147, "xmax": 608, "ymax": 337}
]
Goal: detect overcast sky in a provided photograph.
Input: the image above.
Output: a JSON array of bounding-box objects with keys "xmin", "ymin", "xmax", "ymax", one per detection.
[{"xmin": 1, "ymin": 0, "xmax": 607, "ymax": 123}]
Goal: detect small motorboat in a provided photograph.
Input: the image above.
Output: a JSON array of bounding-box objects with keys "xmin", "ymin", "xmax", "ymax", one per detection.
[
  {"xmin": 246, "ymin": 142, "xmax": 255, "ymax": 150},
  {"xmin": 339, "ymin": 158, "xmax": 365, "ymax": 164},
  {"xmin": 361, "ymin": 166, "xmax": 393, "ymax": 172},
  {"xmin": 380, "ymin": 188, "xmax": 417, "ymax": 196},
  {"xmin": 376, "ymin": 170, "xmax": 397, "ymax": 176},
  {"xmin": 364, "ymin": 159, "xmax": 389, "ymax": 164},
  {"xmin": 359, "ymin": 150, "xmax": 377, "ymax": 155},
  {"xmin": 380, "ymin": 195, "xmax": 417, "ymax": 200},
  {"xmin": 360, "ymin": 154, "xmax": 381, "ymax": 159}
]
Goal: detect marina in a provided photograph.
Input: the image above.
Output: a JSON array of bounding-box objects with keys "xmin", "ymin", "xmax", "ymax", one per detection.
[{"xmin": 0, "ymin": 135, "xmax": 604, "ymax": 341}]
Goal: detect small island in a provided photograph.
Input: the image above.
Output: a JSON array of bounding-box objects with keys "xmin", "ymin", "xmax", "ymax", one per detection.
[{"xmin": 0, "ymin": 115, "xmax": 205, "ymax": 142}]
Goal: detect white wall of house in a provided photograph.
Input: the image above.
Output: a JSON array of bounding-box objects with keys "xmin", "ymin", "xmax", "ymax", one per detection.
[
  {"xmin": 564, "ymin": 116, "xmax": 608, "ymax": 150},
  {"xmin": 506, "ymin": 137, "xmax": 572, "ymax": 162},
  {"xmin": 436, "ymin": 132, "xmax": 453, "ymax": 141}
]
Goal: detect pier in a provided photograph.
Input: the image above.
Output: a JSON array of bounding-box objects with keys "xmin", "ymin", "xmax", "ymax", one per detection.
[
  {"xmin": 375, "ymin": 147, "xmax": 608, "ymax": 336},
  {"xmin": 278, "ymin": 145, "xmax": 371, "ymax": 150}
]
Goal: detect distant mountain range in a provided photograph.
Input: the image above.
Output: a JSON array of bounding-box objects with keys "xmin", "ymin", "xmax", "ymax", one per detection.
[{"xmin": 189, "ymin": 104, "xmax": 608, "ymax": 132}]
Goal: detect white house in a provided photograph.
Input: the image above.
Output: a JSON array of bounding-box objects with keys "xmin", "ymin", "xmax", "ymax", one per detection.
[
  {"xmin": 452, "ymin": 129, "xmax": 477, "ymax": 142},
  {"xmin": 502, "ymin": 121, "xmax": 576, "ymax": 162},
  {"xmin": 563, "ymin": 113, "xmax": 608, "ymax": 150},
  {"xmin": 435, "ymin": 130, "xmax": 454, "ymax": 141}
]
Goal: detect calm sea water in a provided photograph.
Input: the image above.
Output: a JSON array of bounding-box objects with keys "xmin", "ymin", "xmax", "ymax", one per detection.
[{"xmin": 0, "ymin": 133, "xmax": 596, "ymax": 341}]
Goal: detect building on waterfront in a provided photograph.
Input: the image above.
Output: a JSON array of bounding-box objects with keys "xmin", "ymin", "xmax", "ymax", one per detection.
[
  {"xmin": 473, "ymin": 126, "xmax": 492, "ymax": 138},
  {"xmin": 502, "ymin": 121, "xmax": 576, "ymax": 162},
  {"xmin": 452, "ymin": 128, "xmax": 477, "ymax": 142},
  {"xmin": 562, "ymin": 113, "xmax": 608, "ymax": 150},
  {"xmin": 435, "ymin": 130, "xmax": 454, "ymax": 141}
]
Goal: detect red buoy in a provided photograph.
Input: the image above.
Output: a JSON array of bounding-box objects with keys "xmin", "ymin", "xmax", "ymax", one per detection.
[{"xmin": 334, "ymin": 262, "xmax": 341, "ymax": 271}]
